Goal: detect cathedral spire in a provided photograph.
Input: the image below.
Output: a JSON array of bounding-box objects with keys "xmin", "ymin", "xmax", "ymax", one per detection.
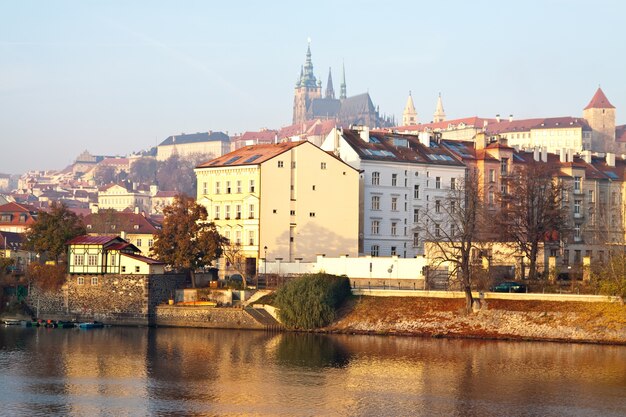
[
  {"xmin": 402, "ymin": 91, "xmax": 417, "ymax": 126},
  {"xmin": 339, "ymin": 62, "xmax": 347, "ymax": 99},
  {"xmin": 300, "ymin": 39, "xmax": 317, "ymax": 88},
  {"xmin": 326, "ymin": 67, "xmax": 335, "ymax": 99},
  {"xmin": 433, "ymin": 92, "xmax": 446, "ymax": 123}
]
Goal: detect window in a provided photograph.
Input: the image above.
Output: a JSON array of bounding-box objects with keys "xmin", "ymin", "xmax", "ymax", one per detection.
[
  {"xmin": 249, "ymin": 204, "xmax": 255, "ymax": 219},
  {"xmin": 392, "ymin": 173, "xmax": 398, "ymax": 186},
  {"xmin": 371, "ymin": 220, "xmax": 380, "ymax": 235},
  {"xmin": 588, "ymin": 190, "xmax": 594, "ymax": 203},
  {"xmin": 148, "ymin": 239, "xmax": 153, "ymax": 248},
  {"xmin": 412, "ymin": 185, "xmax": 419, "ymax": 199},
  {"xmin": 372, "ymin": 172, "xmax": 380, "ymax": 185},
  {"xmin": 249, "ymin": 180, "xmax": 255, "ymax": 193},
  {"xmin": 391, "ymin": 222, "xmax": 397, "ymax": 236},
  {"xmin": 91, "ymin": 277, "xmax": 98, "ymax": 286},
  {"xmin": 413, "ymin": 232, "xmax": 419, "ymax": 247},
  {"xmin": 489, "ymin": 169, "xmax": 496, "ymax": 183},
  {"xmin": 435, "ymin": 177, "xmax": 441, "ymax": 189},
  {"xmin": 450, "ymin": 200, "xmax": 456, "ymax": 213},
  {"xmin": 309, "ymin": 212, "xmax": 316, "ymax": 217},
  {"xmin": 290, "ymin": 210, "xmax": 296, "ymax": 216},
  {"xmin": 75, "ymin": 254, "xmax": 84, "ymax": 266},
  {"xmin": 278, "ymin": 161, "xmax": 284, "ymax": 168},
  {"xmin": 135, "ymin": 266, "xmax": 140, "ymax": 273},
  {"xmin": 226, "ymin": 181, "xmax": 231, "ymax": 194},
  {"xmin": 574, "ymin": 250, "xmax": 581, "ymax": 263},
  {"xmin": 292, "ymin": 161, "xmax": 296, "ymax": 168},
  {"xmin": 202, "ymin": 182, "xmax": 207, "ymax": 195},
  {"xmin": 77, "ymin": 277, "xmax": 84, "ymax": 285},
  {"xmin": 500, "ymin": 183, "xmax": 507, "ymax": 195},
  {"xmin": 215, "ymin": 181, "xmax": 221, "ymax": 194},
  {"xmin": 391, "ymin": 197, "xmax": 398, "ymax": 211},
  {"xmin": 225, "ymin": 205, "xmax": 231, "ymax": 219},
  {"xmin": 574, "ymin": 176, "xmax": 581, "ymax": 191},
  {"xmin": 371, "ymin": 195, "xmax": 380, "ymax": 210},
  {"xmin": 321, "ymin": 162, "xmax": 327, "ymax": 169},
  {"xmin": 312, "ymin": 185, "xmax": 316, "ymax": 191},
  {"xmin": 391, "ymin": 246, "xmax": 397, "ymax": 256},
  {"xmin": 224, "ymin": 230, "xmax": 230, "ymax": 240},
  {"xmin": 121, "ymin": 266, "xmax": 126, "ymax": 273},
  {"xmin": 563, "ymin": 249, "xmax": 569, "ymax": 265},
  {"xmin": 235, "ymin": 230, "xmax": 242, "ymax": 245},
  {"xmin": 236, "ymin": 180, "xmax": 242, "ymax": 193},
  {"xmin": 371, "ymin": 245, "xmax": 379, "ymax": 257},
  {"xmin": 488, "ymin": 191, "xmax": 495, "ymax": 206},
  {"xmin": 500, "ymin": 158, "xmax": 508, "ymax": 175},
  {"xmin": 236, "ymin": 205, "xmax": 242, "ymax": 219},
  {"xmin": 110, "ymin": 255, "xmax": 116, "ymax": 266},
  {"xmin": 248, "ymin": 230, "xmax": 255, "ymax": 246},
  {"xmin": 136, "ymin": 239, "xmax": 142, "ymax": 247},
  {"xmin": 574, "ymin": 224, "xmax": 581, "ymax": 238},
  {"xmin": 88, "ymin": 254, "xmax": 97, "ymax": 266},
  {"xmin": 435, "ymin": 200, "xmax": 441, "ymax": 213},
  {"xmin": 413, "ymin": 208, "xmax": 419, "ymax": 223},
  {"xmin": 434, "ymin": 223, "xmax": 441, "ymax": 237},
  {"xmin": 450, "ymin": 178, "xmax": 456, "ymax": 190},
  {"xmin": 574, "ymin": 200, "xmax": 581, "ymax": 214},
  {"xmin": 215, "ymin": 205, "xmax": 220, "ymax": 219}
]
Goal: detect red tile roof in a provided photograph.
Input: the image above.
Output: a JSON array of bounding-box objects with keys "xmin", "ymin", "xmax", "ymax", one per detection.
[
  {"xmin": 484, "ymin": 117, "xmax": 590, "ymax": 135},
  {"xmin": 584, "ymin": 87, "xmax": 615, "ymax": 110},
  {"xmin": 394, "ymin": 116, "xmax": 497, "ymax": 132},
  {"xmin": 66, "ymin": 235, "xmax": 118, "ymax": 245},
  {"xmin": 196, "ymin": 141, "xmax": 304, "ymax": 168},
  {"xmin": 83, "ymin": 212, "xmax": 161, "ymax": 234}
]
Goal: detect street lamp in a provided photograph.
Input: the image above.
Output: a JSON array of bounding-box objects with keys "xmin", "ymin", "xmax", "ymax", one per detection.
[{"xmin": 264, "ymin": 246, "xmax": 268, "ymax": 279}]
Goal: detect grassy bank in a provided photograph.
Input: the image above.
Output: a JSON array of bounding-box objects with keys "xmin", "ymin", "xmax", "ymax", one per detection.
[{"xmin": 325, "ymin": 296, "xmax": 626, "ymax": 344}]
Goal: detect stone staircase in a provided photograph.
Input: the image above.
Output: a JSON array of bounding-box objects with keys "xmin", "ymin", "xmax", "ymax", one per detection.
[{"xmin": 244, "ymin": 307, "xmax": 282, "ymax": 330}]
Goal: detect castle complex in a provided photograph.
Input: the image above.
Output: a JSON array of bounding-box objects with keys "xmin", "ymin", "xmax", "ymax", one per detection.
[{"xmin": 292, "ymin": 42, "xmax": 393, "ymax": 128}]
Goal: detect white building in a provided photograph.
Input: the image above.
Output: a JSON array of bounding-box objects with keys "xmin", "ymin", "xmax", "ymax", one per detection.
[{"xmin": 322, "ymin": 127, "xmax": 467, "ymax": 258}]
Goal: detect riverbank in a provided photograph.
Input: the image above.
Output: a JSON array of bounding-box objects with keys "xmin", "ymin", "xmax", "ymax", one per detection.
[{"xmin": 325, "ymin": 296, "xmax": 626, "ymax": 344}]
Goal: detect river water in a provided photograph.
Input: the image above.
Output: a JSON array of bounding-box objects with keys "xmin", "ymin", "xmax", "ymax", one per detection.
[{"xmin": 0, "ymin": 326, "xmax": 624, "ymax": 417}]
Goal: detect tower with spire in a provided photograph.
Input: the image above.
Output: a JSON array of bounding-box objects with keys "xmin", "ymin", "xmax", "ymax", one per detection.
[
  {"xmin": 402, "ymin": 91, "xmax": 418, "ymax": 126},
  {"xmin": 293, "ymin": 40, "xmax": 322, "ymax": 125},
  {"xmin": 583, "ymin": 87, "xmax": 616, "ymax": 152},
  {"xmin": 339, "ymin": 63, "xmax": 347, "ymax": 100},
  {"xmin": 325, "ymin": 68, "xmax": 335, "ymax": 99},
  {"xmin": 433, "ymin": 93, "xmax": 446, "ymax": 123}
]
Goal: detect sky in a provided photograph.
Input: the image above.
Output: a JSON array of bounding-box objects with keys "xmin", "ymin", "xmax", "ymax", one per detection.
[{"xmin": 1, "ymin": 0, "xmax": 625, "ymax": 175}]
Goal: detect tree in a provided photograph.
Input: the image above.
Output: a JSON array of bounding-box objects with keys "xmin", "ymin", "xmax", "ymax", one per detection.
[
  {"xmin": 25, "ymin": 202, "xmax": 86, "ymax": 262},
  {"xmin": 591, "ymin": 253, "xmax": 626, "ymax": 304},
  {"xmin": 150, "ymin": 195, "xmax": 226, "ymax": 287},
  {"xmin": 129, "ymin": 157, "xmax": 157, "ymax": 185},
  {"xmin": 156, "ymin": 152, "xmax": 214, "ymax": 196},
  {"xmin": 419, "ymin": 170, "xmax": 486, "ymax": 313},
  {"xmin": 222, "ymin": 242, "xmax": 248, "ymax": 287},
  {"xmin": 496, "ymin": 161, "xmax": 567, "ymax": 280},
  {"xmin": 93, "ymin": 165, "xmax": 118, "ymax": 186}
]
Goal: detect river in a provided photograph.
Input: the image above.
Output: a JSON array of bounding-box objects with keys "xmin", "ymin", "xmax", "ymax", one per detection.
[{"xmin": 0, "ymin": 326, "xmax": 624, "ymax": 416}]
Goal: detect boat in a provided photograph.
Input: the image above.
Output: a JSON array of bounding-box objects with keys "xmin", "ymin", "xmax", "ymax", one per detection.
[
  {"xmin": 2, "ymin": 319, "xmax": 21, "ymax": 325},
  {"xmin": 78, "ymin": 321, "xmax": 104, "ymax": 329},
  {"xmin": 57, "ymin": 321, "xmax": 77, "ymax": 329}
]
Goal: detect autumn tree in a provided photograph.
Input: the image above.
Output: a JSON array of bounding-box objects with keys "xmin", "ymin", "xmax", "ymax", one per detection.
[
  {"xmin": 222, "ymin": 242, "xmax": 248, "ymax": 287},
  {"xmin": 150, "ymin": 195, "xmax": 226, "ymax": 287},
  {"xmin": 419, "ymin": 170, "xmax": 486, "ymax": 313},
  {"xmin": 25, "ymin": 202, "xmax": 86, "ymax": 263},
  {"xmin": 495, "ymin": 160, "xmax": 567, "ymax": 280}
]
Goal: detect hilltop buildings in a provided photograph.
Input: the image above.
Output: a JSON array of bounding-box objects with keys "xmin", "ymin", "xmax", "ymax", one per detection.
[{"xmin": 156, "ymin": 131, "xmax": 231, "ymax": 161}]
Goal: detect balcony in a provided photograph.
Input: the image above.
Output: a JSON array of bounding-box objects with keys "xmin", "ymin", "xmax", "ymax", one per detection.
[
  {"xmin": 573, "ymin": 212, "xmax": 583, "ymax": 219},
  {"xmin": 573, "ymin": 236, "xmax": 583, "ymax": 243},
  {"xmin": 573, "ymin": 188, "xmax": 583, "ymax": 195}
]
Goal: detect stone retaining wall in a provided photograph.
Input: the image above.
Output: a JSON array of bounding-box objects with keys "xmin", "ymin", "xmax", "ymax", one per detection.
[{"xmin": 155, "ymin": 306, "xmax": 265, "ymax": 329}]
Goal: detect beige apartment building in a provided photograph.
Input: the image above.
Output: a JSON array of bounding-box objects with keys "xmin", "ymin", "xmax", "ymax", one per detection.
[{"xmin": 195, "ymin": 141, "xmax": 359, "ymax": 276}]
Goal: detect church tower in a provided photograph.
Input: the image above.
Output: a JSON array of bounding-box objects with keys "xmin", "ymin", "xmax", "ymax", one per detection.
[
  {"xmin": 339, "ymin": 63, "xmax": 347, "ymax": 100},
  {"xmin": 293, "ymin": 41, "xmax": 322, "ymax": 125},
  {"xmin": 583, "ymin": 87, "xmax": 616, "ymax": 152},
  {"xmin": 433, "ymin": 93, "xmax": 446, "ymax": 123},
  {"xmin": 402, "ymin": 91, "xmax": 418, "ymax": 126},
  {"xmin": 325, "ymin": 68, "xmax": 335, "ymax": 99}
]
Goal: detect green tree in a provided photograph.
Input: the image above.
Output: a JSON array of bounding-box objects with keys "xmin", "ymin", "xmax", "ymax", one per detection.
[
  {"xmin": 150, "ymin": 195, "xmax": 225, "ymax": 287},
  {"xmin": 25, "ymin": 202, "xmax": 86, "ymax": 262}
]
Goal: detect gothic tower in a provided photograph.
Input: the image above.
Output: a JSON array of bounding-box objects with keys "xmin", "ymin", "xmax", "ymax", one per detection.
[
  {"xmin": 292, "ymin": 41, "xmax": 322, "ymax": 125},
  {"xmin": 325, "ymin": 68, "xmax": 335, "ymax": 99},
  {"xmin": 433, "ymin": 93, "xmax": 446, "ymax": 123},
  {"xmin": 583, "ymin": 87, "xmax": 616, "ymax": 152},
  {"xmin": 402, "ymin": 91, "xmax": 418, "ymax": 126},
  {"xmin": 339, "ymin": 63, "xmax": 347, "ymax": 100}
]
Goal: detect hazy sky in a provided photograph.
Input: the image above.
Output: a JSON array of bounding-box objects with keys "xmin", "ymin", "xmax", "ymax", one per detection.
[{"xmin": 1, "ymin": 0, "xmax": 625, "ymax": 174}]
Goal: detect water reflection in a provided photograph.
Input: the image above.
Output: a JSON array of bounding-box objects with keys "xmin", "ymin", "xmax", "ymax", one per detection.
[{"xmin": 0, "ymin": 326, "xmax": 625, "ymax": 416}]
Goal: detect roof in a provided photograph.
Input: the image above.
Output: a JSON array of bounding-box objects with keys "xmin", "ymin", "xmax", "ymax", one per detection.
[
  {"xmin": 584, "ymin": 87, "xmax": 615, "ymax": 110},
  {"xmin": 395, "ymin": 116, "xmax": 497, "ymax": 132},
  {"xmin": 83, "ymin": 211, "xmax": 161, "ymax": 234},
  {"xmin": 196, "ymin": 141, "xmax": 304, "ymax": 168},
  {"xmin": 309, "ymin": 98, "xmax": 341, "ymax": 119},
  {"xmin": 238, "ymin": 130, "xmax": 278, "ymax": 142},
  {"xmin": 159, "ymin": 131, "xmax": 229, "ymax": 146},
  {"xmin": 484, "ymin": 117, "xmax": 591, "ymax": 135},
  {"xmin": 338, "ymin": 93, "xmax": 376, "ymax": 119},
  {"xmin": 99, "ymin": 158, "xmax": 129, "ymax": 166},
  {"xmin": 0, "ymin": 231, "xmax": 25, "ymax": 250},
  {"xmin": 67, "ymin": 235, "xmax": 119, "ymax": 245},
  {"xmin": 121, "ymin": 252, "xmax": 165, "ymax": 265},
  {"xmin": 0, "ymin": 202, "xmax": 38, "ymax": 214},
  {"xmin": 340, "ymin": 130, "xmax": 464, "ymax": 167}
]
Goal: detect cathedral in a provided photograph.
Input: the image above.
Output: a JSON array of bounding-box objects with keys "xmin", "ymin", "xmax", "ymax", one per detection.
[{"xmin": 292, "ymin": 43, "xmax": 393, "ymax": 128}]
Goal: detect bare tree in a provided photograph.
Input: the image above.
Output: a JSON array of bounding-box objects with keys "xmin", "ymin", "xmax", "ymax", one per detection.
[
  {"xmin": 496, "ymin": 161, "xmax": 567, "ymax": 280},
  {"xmin": 222, "ymin": 242, "xmax": 248, "ymax": 288},
  {"xmin": 420, "ymin": 169, "xmax": 486, "ymax": 313}
]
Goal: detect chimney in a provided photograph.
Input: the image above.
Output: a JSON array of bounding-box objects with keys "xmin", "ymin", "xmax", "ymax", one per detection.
[
  {"xmin": 567, "ymin": 149, "xmax": 574, "ymax": 163},
  {"xmin": 134, "ymin": 206, "xmax": 140, "ymax": 214},
  {"xmin": 475, "ymin": 132, "xmax": 487, "ymax": 150},
  {"xmin": 483, "ymin": 120, "xmax": 488, "ymax": 128},
  {"xmin": 560, "ymin": 148, "xmax": 567, "ymax": 163},
  {"xmin": 358, "ymin": 126, "xmax": 370, "ymax": 142},
  {"xmin": 120, "ymin": 230, "xmax": 126, "ymax": 240},
  {"xmin": 418, "ymin": 131, "xmax": 431, "ymax": 147},
  {"xmin": 607, "ymin": 152, "xmax": 615, "ymax": 167},
  {"xmin": 541, "ymin": 146, "xmax": 548, "ymax": 162},
  {"xmin": 496, "ymin": 114, "xmax": 501, "ymax": 123},
  {"xmin": 582, "ymin": 150, "xmax": 592, "ymax": 164},
  {"xmin": 533, "ymin": 147, "xmax": 540, "ymax": 162},
  {"xmin": 509, "ymin": 114, "xmax": 513, "ymax": 122}
]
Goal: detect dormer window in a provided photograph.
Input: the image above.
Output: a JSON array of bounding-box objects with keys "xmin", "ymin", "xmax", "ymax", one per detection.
[
  {"xmin": 110, "ymin": 225, "xmax": 116, "ymax": 230},
  {"xmin": 86, "ymin": 224, "xmax": 92, "ymax": 230},
  {"xmin": 134, "ymin": 224, "xmax": 139, "ymax": 230}
]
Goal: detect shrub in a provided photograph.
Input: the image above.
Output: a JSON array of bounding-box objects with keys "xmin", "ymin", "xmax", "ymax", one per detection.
[{"xmin": 274, "ymin": 273, "xmax": 351, "ymax": 329}]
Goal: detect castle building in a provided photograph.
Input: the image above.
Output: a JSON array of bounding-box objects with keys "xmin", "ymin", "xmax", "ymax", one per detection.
[
  {"xmin": 292, "ymin": 43, "xmax": 392, "ymax": 128},
  {"xmin": 583, "ymin": 87, "xmax": 616, "ymax": 152}
]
